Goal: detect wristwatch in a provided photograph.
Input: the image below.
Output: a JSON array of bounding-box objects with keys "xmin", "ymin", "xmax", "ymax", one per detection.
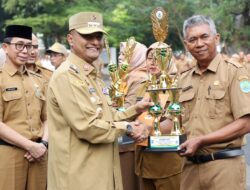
[
  {"xmin": 126, "ymin": 123, "xmax": 133, "ymax": 136},
  {"xmin": 40, "ymin": 140, "xmax": 48, "ymax": 149}
]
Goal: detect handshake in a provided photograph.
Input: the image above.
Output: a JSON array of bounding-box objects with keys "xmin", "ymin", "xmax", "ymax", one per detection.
[{"xmin": 125, "ymin": 120, "xmax": 150, "ymax": 143}]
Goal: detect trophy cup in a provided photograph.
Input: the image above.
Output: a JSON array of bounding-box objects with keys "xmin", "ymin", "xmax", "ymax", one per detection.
[
  {"xmin": 138, "ymin": 7, "xmax": 186, "ymax": 152},
  {"xmin": 105, "ymin": 37, "xmax": 136, "ymax": 112}
]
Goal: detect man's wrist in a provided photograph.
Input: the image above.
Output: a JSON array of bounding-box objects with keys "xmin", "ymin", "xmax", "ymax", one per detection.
[
  {"xmin": 40, "ymin": 140, "xmax": 48, "ymax": 149},
  {"xmin": 125, "ymin": 122, "xmax": 133, "ymax": 136}
]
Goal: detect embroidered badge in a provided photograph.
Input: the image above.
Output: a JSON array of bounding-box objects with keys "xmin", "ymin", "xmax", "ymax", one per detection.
[
  {"xmin": 71, "ymin": 80, "xmax": 86, "ymax": 87},
  {"xmin": 239, "ymin": 80, "xmax": 250, "ymax": 93},
  {"xmin": 102, "ymin": 87, "xmax": 109, "ymax": 95},
  {"xmin": 83, "ymin": 64, "xmax": 90, "ymax": 71}
]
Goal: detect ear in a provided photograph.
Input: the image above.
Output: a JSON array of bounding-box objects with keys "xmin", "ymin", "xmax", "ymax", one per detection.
[
  {"xmin": 67, "ymin": 33, "xmax": 73, "ymax": 46},
  {"xmin": 1, "ymin": 43, "xmax": 9, "ymax": 54},
  {"xmin": 215, "ymin": 33, "xmax": 220, "ymax": 45}
]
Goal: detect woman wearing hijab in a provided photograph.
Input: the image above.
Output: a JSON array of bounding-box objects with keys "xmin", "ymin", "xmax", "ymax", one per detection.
[
  {"xmin": 117, "ymin": 40, "xmax": 148, "ymax": 190},
  {"xmin": 134, "ymin": 42, "xmax": 183, "ymax": 190}
]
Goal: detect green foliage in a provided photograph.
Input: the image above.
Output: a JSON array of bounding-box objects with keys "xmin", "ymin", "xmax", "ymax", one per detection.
[{"xmin": 0, "ymin": 0, "xmax": 249, "ymax": 52}]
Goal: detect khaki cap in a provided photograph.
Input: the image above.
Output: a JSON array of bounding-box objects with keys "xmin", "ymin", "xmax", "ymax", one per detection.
[
  {"xmin": 69, "ymin": 12, "xmax": 107, "ymax": 35},
  {"xmin": 47, "ymin": 42, "xmax": 68, "ymax": 55}
]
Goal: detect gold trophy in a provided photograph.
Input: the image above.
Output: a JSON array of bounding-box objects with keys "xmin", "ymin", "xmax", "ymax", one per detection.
[
  {"xmin": 105, "ymin": 37, "xmax": 136, "ymax": 111},
  {"xmin": 143, "ymin": 7, "xmax": 186, "ymax": 151}
]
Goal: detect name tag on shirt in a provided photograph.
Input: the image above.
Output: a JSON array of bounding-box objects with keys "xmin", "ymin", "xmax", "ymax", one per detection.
[{"xmin": 5, "ymin": 87, "xmax": 17, "ymax": 92}]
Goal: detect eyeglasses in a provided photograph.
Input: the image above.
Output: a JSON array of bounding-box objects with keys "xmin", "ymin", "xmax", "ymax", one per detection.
[{"xmin": 7, "ymin": 42, "xmax": 38, "ymax": 51}]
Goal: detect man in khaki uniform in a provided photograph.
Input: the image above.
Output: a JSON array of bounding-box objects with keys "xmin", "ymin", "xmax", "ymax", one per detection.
[
  {"xmin": 179, "ymin": 15, "xmax": 250, "ymax": 190},
  {"xmin": 47, "ymin": 12, "xmax": 151, "ymax": 190},
  {"xmin": 26, "ymin": 34, "xmax": 53, "ymax": 82},
  {"xmin": 134, "ymin": 42, "xmax": 183, "ymax": 190},
  {"xmin": 0, "ymin": 25, "xmax": 48, "ymax": 190},
  {"xmin": 46, "ymin": 42, "xmax": 68, "ymax": 69}
]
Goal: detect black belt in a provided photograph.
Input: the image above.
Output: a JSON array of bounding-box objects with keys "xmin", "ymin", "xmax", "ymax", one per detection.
[{"xmin": 187, "ymin": 148, "xmax": 244, "ymax": 164}]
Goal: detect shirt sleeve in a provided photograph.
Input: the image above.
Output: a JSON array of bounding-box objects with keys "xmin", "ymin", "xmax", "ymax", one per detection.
[
  {"xmin": 48, "ymin": 71, "xmax": 132, "ymax": 144},
  {"xmin": 230, "ymin": 66, "xmax": 250, "ymax": 119}
]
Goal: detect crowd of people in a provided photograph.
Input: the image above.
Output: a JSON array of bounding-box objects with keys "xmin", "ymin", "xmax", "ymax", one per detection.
[{"xmin": 0, "ymin": 10, "xmax": 250, "ymax": 190}]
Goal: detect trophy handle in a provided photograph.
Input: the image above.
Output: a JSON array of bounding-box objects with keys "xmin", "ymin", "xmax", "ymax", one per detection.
[
  {"xmin": 170, "ymin": 116, "xmax": 182, "ymax": 135},
  {"xmin": 152, "ymin": 116, "xmax": 162, "ymax": 136}
]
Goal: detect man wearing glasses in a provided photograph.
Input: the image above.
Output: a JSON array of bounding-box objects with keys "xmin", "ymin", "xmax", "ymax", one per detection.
[
  {"xmin": 0, "ymin": 25, "xmax": 48, "ymax": 190},
  {"xmin": 46, "ymin": 42, "xmax": 68, "ymax": 69},
  {"xmin": 47, "ymin": 12, "xmax": 152, "ymax": 190}
]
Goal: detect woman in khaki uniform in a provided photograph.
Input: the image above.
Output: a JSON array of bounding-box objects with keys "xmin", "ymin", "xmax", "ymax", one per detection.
[
  {"xmin": 134, "ymin": 42, "xmax": 183, "ymax": 190},
  {"xmin": 118, "ymin": 40, "xmax": 148, "ymax": 190}
]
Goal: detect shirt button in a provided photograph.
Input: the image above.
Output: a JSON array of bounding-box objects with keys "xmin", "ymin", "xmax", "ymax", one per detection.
[{"xmin": 26, "ymin": 90, "xmax": 28, "ymax": 94}]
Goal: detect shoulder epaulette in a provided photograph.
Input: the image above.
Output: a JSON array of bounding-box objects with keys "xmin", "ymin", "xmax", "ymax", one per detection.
[
  {"xmin": 69, "ymin": 64, "xmax": 80, "ymax": 74},
  {"xmin": 225, "ymin": 58, "xmax": 243, "ymax": 68},
  {"xmin": 36, "ymin": 64, "xmax": 53, "ymax": 73},
  {"xmin": 29, "ymin": 70, "xmax": 43, "ymax": 78}
]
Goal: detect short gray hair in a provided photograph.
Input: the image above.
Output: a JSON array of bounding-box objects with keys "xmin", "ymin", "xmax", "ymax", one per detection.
[{"xmin": 183, "ymin": 15, "xmax": 217, "ymax": 38}]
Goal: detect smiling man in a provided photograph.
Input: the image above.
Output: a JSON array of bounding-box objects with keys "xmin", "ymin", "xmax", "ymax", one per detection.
[
  {"xmin": 178, "ymin": 15, "xmax": 250, "ymax": 190},
  {"xmin": 0, "ymin": 25, "xmax": 48, "ymax": 190},
  {"xmin": 47, "ymin": 12, "xmax": 152, "ymax": 190}
]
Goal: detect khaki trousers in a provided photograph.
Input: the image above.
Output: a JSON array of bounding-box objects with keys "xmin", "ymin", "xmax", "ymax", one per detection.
[
  {"xmin": 181, "ymin": 156, "xmax": 246, "ymax": 190},
  {"xmin": 141, "ymin": 173, "xmax": 181, "ymax": 190},
  {"xmin": 120, "ymin": 150, "xmax": 141, "ymax": 190},
  {"xmin": 0, "ymin": 146, "xmax": 47, "ymax": 190}
]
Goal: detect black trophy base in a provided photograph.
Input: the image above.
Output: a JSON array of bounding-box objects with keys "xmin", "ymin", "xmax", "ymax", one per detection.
[{"xmin": 144, "ymin": 134, "xmax": 187, "ymax": 152}]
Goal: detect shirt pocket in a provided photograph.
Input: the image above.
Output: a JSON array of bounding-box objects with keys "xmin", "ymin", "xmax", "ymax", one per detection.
[
  {"xmin": 179, "ymin": 89, "xmax": 195, "ymax": 123},
  {"xmin": 205, "ymin": 86, "xmax": 226, "ymax": 119},
  {"xmin": 2, "ymin": 90, "xmax": 22, "ymax": 101}
]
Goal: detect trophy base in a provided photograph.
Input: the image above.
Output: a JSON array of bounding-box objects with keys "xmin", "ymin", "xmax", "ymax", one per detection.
[{"xmin": 144, "ymin": 134, "xmax": 187, "ymax": 152}]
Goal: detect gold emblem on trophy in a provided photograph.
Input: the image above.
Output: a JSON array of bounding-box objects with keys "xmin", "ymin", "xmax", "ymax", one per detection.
[
  {"xmin": 105, "ymin": 37, "xmax": 136, "ymax": 111},
  {"xmin": 138, "ymin": 7, "xmax": 186, "ymax": 151}
]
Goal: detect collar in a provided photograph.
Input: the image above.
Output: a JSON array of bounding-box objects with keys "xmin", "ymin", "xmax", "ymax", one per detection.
[
  {"xmin": 193, "ymin": 54, "xmax": 221, "ymax": 75},
  {"xmin": 68, "ymin": 53, "xmax": 96, "ymax": 77},
  {"xmin": 4, "ymin": 62, "xmax": 29, "ymax": 76}
]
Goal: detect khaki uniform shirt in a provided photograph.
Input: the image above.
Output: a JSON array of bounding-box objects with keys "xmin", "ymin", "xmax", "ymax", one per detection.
[
  {"xmin": 47, "ymin": 53, "xmax": 140, "ymax": 190},
  {"xmin": 35, "ymin": 63, "xmax": 53, "ymax": 82},
  {"xmin": 179, "ymin": 54, "xmax": 250, "ymax": 154},
  {"xmin": 244, "ymin": 63, "xmax": 250, "ymax": 74},
  {"xmin": 0, "ymin": 63, "xmax": 47, "ymax": 140},
  {"xmin": 135, "ymin": 82, "xmax": 183, "ymax": 179}
]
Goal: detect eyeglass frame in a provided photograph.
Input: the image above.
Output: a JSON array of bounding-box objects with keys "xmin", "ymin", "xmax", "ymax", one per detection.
[{"xmin": 6, "ymin": 42, "xmax": 38, "ymax": 51}]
